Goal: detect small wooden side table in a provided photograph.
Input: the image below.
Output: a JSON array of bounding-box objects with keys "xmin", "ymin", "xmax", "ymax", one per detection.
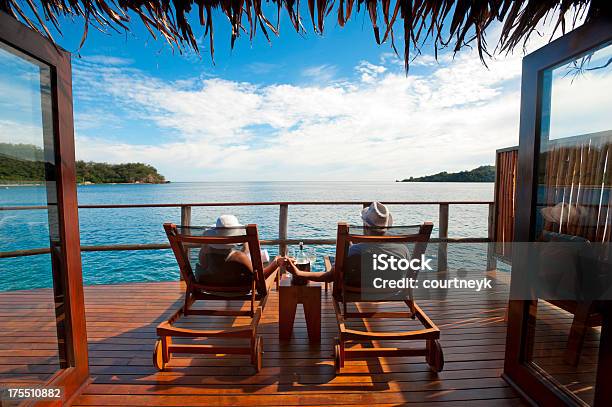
[{"xmin": 279, "ymin": 277, "xmax": 321, "ymax": 343}]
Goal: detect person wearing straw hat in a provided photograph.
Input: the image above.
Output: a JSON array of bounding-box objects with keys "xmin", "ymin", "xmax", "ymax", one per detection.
[
  {"xmin": 281, "ymin": 201, "xmax": 410, "ymax": 283},
  {"xmin": 195, "ymin": 215, "xmax": 281, "ymax": 286}
]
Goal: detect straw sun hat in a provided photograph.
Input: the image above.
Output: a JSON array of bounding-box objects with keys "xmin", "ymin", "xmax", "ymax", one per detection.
[
  {"xmin": 540, "ymin": 202, "xmax": 600, "ymax": 226},
  {"xmin": 361, "ymin": 201, "xmax": 393, "ymax": 228}
]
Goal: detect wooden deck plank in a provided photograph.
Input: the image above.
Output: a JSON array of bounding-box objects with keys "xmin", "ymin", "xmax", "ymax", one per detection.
[
  {"xmin": 71, "ymin": 272, "xmax": 523, "ymax": 406},
  {"xmin": 73, "ymin": 387, "xmax": 522, "ymax": 406},
  {"xmin": 0, "ymin": 269, "xmax": 596, "ymax": 406},
  {"xmin": 0, "ymin": 287, "xmax": 60, "ymax": 385}
]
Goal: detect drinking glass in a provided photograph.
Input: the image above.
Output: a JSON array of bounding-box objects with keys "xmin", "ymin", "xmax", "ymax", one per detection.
[
  {"xmin": 285, "ymin": 246, "xmax": 295, "ymax": 260},
  {"xmin": 308, "ymin": 248, "xmax": 317, "ymax": 269}
]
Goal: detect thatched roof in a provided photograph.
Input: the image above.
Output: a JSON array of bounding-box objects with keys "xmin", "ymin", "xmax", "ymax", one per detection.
[{"xmin": 2, "ymin": 0, "xmax": 610, "ymax": 69}]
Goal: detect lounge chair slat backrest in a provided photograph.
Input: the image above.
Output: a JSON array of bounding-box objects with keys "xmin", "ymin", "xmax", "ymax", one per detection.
[
  {"xmin": 246, "ymin": 224, "xmax": 267, "ymax": 296},
  {"xmin": 163, "ymin": 223, "xmax": 268, "ymax": 297},
  {"xmin": 332, "ymin": 222, "xmax": 434, "ymax": 300},
  {"xmin": 164, "ymin": 223, "xmax": 196, "ymax": 285}
]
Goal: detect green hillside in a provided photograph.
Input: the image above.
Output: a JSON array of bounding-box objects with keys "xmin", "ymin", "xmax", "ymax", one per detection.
[
  {"xmin": 0, "ymin": 143, "xmax": 166, "ymax": 184},
  {"xmin": 0, "ymin": 152, "xmax": 45, "ymax": 182},
  {"xmin": 398, "ymin": 165, "xmax": 495, "ymax": 182}
]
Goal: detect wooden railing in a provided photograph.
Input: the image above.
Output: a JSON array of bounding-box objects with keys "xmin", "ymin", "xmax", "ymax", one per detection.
[{"xmin": 0, "ymin": 200, "xmax": 496, "ymax": 271}]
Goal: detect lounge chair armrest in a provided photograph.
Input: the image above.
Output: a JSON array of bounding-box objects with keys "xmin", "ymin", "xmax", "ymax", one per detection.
[
  {"xmin": 264, "ymin": 266, "xmax": 280, "ymax": 291},
  {"xmin": 324, "ymin": 255, "xmax": 333, "ymax": 273}
]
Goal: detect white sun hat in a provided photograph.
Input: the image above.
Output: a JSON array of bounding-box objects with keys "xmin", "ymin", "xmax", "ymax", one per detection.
[
  {"xmin": 208, "ymin": 215, "xmax": 245, "ymax": 249},
  {"xmin": 361, "ymin": 201, "xmax": 393, "ymax": 227},
  {"xmin": 215, "ymin": 214, "xmax": 243, "ymax": 230}
]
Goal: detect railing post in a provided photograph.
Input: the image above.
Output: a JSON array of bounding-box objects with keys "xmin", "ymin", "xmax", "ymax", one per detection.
[
  {"xmin": 437, "ymin": 203, "xmax": 448, "ymax": 273},
  {"xmin": 278, "ymin": 204, "xmax": 288, "ymax": 256},
  {"xmin": 180, "ymin": 205, "xmax": 192, "ymax": 281},
  {"xmin": 181, "ymin": 205, "xmax": 192, "ymax": 227},
  {"xmin": 487, "ymin": 202, "xmax": 497, "ymax": 271}
]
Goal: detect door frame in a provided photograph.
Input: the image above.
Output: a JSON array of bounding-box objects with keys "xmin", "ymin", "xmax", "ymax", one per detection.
[
  {"xmin": 504, "ymin": 17, "xmax": 612, "ymax": 406},
  {"xmin": 0, "ymin": 11, "xmax": 89, "ymax": 403}
]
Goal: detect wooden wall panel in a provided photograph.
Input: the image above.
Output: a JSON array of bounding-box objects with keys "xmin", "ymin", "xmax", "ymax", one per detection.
[{"xmin": 494, "ymin": 147, "xmax": 518, "ymax": 261}]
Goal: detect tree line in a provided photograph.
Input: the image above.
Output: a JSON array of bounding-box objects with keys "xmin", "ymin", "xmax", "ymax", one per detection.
[
  {"xmin": 398, "ymin": 165, "xmax": 495, "ymax": 182},
  {"xmin": 0, "ymin": 143, "xmax": 166, "ymax": 184}
]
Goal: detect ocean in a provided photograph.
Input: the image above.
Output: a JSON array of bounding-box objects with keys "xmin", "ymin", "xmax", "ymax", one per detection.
[{"xmin": 0, "ymin": 181, "xmax": 497, "ymax": 291}]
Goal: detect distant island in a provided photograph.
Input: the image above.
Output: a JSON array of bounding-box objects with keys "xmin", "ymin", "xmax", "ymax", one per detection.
[
  {"xmin": 0, "ymin": 143, "xmax": 166, "ymax": 184},
  {"xmin": 397, "ymin": 165, "xmax": 495, "ymax": 182}
]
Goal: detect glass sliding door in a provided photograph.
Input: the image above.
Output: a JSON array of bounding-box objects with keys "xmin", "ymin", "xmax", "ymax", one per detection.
[
  {"xmin": 505, "ymin": 19, "xmax": 612, "ymax": 406},
  {"xmin": 0, "ymin": 12, "xmax": 88, "ymax": 403},
  {"xmin": 0, "ymin": 36, "xmax": 66, "ymax": 382},
  {"xmin": 531, "ymin": 40, "xmax": 611, "ymax": 406}
]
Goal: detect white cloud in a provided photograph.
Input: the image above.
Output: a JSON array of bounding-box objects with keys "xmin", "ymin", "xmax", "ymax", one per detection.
[
  {"xmin": 247, "ymin": 62, "xmax": 281, "ymax": 74},
  {"xmin": 356, "ymin": 61, "xmax": 387, "ymax": 83},
  {"xmin": 73, "ymin": 48, "xmax": 524, "ymax": 181},
  {"xmin": 72, "ymin": 15, "xmax": 587, "ymax": 182},
  {"xmin": 0, "ymin": 120, "xmax": 42, "ymax": 147},
  {"xmin": 301, "ymin": 64, "xmax": 338, "ymax": 83},
  {"xmin": 80, "ymin": 55, "xmax": 133, "ymax": 66},
  {"xmin": 548, "ymin": 44, "xmax": 612, "ymax": 140}
]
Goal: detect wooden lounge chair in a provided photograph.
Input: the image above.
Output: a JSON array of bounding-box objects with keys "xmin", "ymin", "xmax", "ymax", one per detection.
[
  {"xmin": 326, "ymin": 222, "xmax": 443, "ymax": 373},
  {"xmin": 537, "ymin": 231, "xmax": 603, "ymax": 365},
  {"xmin": 153, "ymin": 223, "xmax": 280, "ymax": 372}
]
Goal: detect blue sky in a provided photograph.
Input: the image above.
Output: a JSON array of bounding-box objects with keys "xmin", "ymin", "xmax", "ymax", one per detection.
[
  {"xmin": 1, "ymin": 5, "xmax": 581, "ymax": 181},
  {"xmin": 58, "ymin": 6, "xmax": 412, "ymax": 86}
]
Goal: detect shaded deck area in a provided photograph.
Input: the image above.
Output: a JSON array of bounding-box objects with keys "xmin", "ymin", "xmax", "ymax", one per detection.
[{"xmin": 2, "ymin": 270, "xmax": 597, "ymax": 406}]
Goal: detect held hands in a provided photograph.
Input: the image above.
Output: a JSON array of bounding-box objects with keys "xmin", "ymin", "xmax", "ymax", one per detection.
[{"xmin": 277, "ymin": 257, "xmax": 299, "ymax": 276}]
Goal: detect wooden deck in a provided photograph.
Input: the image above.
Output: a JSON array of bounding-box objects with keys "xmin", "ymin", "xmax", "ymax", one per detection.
[
  {"xmin": 1, "ymin": 270, "xmax": 596, "ymax": 406},
  {"xmin": 0, "ymin": 287, "xmax": 61, "ymax": 385},
  {"xmin": 531, "ymin": 302, "xmax": 600, "ymax": 406}
]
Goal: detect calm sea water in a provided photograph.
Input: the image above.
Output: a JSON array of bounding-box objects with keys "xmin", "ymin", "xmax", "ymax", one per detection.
[{"xmin": 0, "ymin": 182, "xmax": 497, "ymax": 291}]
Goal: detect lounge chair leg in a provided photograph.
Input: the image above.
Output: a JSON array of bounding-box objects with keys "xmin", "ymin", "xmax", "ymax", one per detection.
[
  {"xmin": 153, "ymin": 338, "xmax": 166, "ymax": 371},
  {"xmin": 564, "ymin": 303, "xmax": 591, "ymax": 366},
  {"xmin": 334, "ymin": 339, "xmax": 343, "ymax": 374},
  {"xmin": 250, "ymin": 334, "xmax": 256, "ymax": 363},
  {"xmin": 183, "ymin": 291, "xmax": 191, "ymax": 316},
  {"xmin": 252, "ymin": 336, "xmax": 263, "ymax": 373},
  {"xmin": 338, "ymin": 338, "xmax": 345, "ymax": 367},
  {"xmin": 426, "ymin": 339, "xmax": 444, "ymax": 373},
  {"xmin": 162, "ymin": 336, "xmax": 171, "ymax": 363},
  {"xmin": 334, "ymin": 337, "xmax": 344, "ymax": 373},
  {"xmin": 334, "ymin": 343, "xmax": 341, "ymax": 374}
]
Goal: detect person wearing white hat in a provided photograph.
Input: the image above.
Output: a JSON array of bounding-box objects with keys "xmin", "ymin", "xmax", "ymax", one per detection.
[
  {"xmin": 361, "ymin": 201, "xmax": 394, "ymax": 228},
  {"xmin": 281, "ymin": 201, "xmax": 410, "ymax": 283},
  {"xmin": 195, "ymin": 215, "xmax": 281, "ymax": 287}
]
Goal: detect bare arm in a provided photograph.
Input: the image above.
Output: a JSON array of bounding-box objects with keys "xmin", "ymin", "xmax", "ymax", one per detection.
[
  {"xmin": 226, "ymin": 250, "xmax": 253, "ymax": 271},
  {"xmin": 281, "ymin": 258, "xmax": 334, "ymax": 282},
  {"xmin": 227, "ymin": 251, "xmax": 280, "ymax": 276},
  {"xmin": 263, "ymin": 257, "xmax": 280, "ymax": 275}
]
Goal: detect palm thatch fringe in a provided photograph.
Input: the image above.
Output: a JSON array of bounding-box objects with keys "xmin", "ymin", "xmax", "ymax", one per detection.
[{"xmin": 1, "ymin": 0, "xmax": 610, "ymax": 69}]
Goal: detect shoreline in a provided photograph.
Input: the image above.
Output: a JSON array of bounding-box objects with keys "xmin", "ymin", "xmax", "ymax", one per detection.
[
  {"xmin": 1, "ymin": 182, "xmax": 169, "ymax": 187},
  {"xmin": 1, "ymin": 180, "xmax": 495, "ymax": 187},
  {"xmin": 0, "ymin": 183, "xmax": 43, "ymax": 187},
  {"xmin": 396, "ymin": 180, "xmax": 494, "ymax": 183}
]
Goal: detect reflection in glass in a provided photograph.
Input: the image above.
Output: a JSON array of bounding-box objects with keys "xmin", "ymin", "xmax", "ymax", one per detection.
[
  {"xmin": 545, "ymin": 41, "xmax": 612, "ymax": 141},
  {"xmin": 0, "ymin": 42, "xmax": 67, "ymax": 385},
  {"xmin": 529, "ymin": 41, "xmax": 611, "ymax": 406}
]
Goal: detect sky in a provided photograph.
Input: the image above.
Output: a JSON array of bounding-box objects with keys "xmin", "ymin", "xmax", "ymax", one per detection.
[{"xmin": 0, "ymin": 5, "xmax": 590, "ymax": 181}]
